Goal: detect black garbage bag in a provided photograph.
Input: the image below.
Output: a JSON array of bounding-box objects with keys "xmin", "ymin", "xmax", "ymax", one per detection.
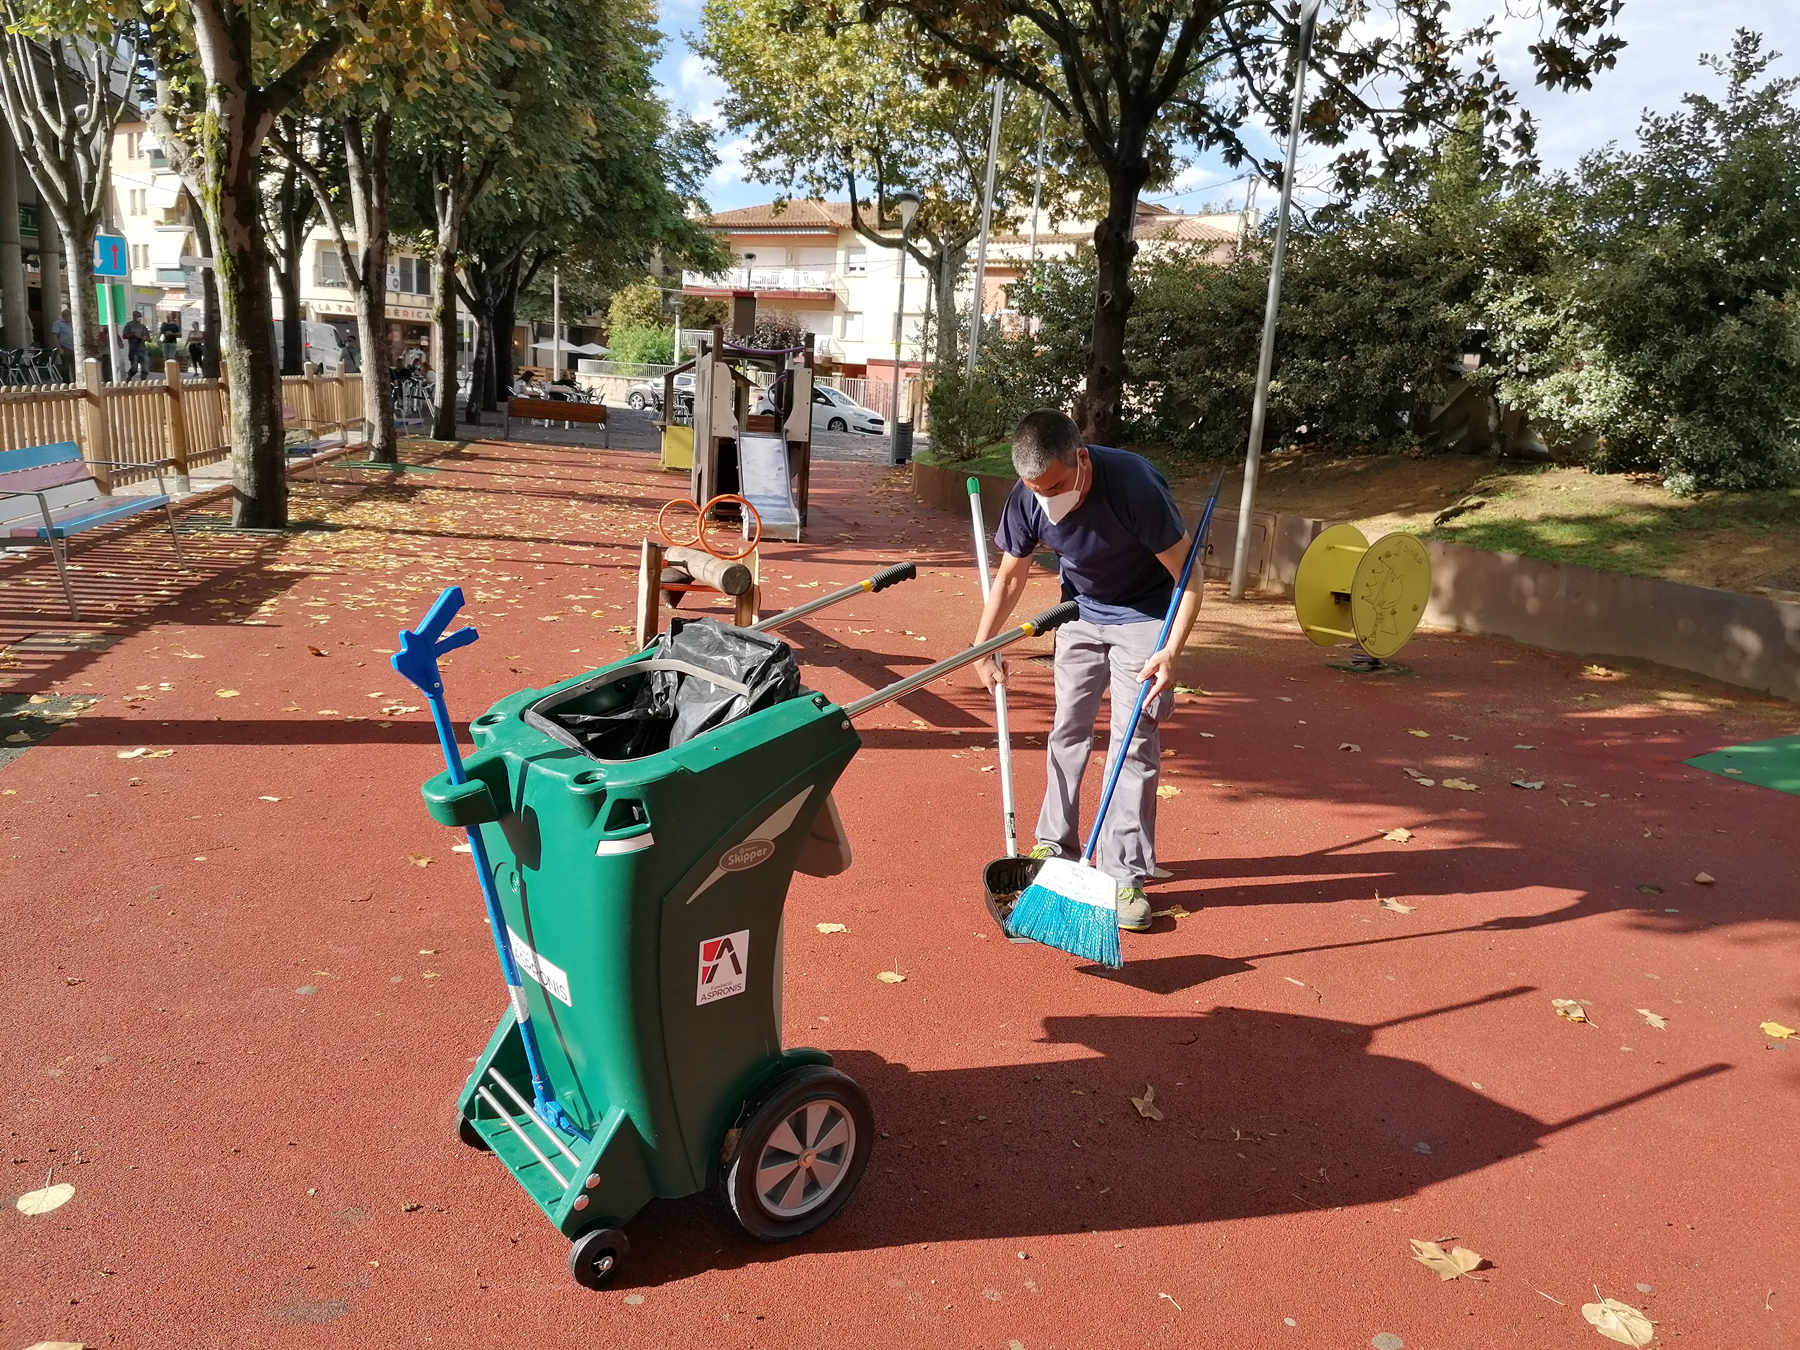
[{"xmin": 527, "ymin": 617, "xmax": 801, "ymax": 760}]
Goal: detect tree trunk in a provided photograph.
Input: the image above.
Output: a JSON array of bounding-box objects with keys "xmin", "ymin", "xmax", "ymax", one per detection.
[
  {"xmin": 492, "ymin": 286, "xmax": 517, "ymax": 406},
  {"xmin": 189, "ymin": 204, "xmax": 221, "ymax": 378},
  {"xmin": 343, "ymin": 112, "xmax": 396, "ymax": 461},
  {"xmin": 52, "ymin": 206, "xmax": 99, "ymax": 376},
  {"xmin": 932, "ymin": 244, "xmax": 967, "ymax": 368},
  {"xmin": 463, "ymin": 312, "xmax": 487, "ymax": 423},
  {"xmin": 210, "ymin": 147, "xmax": 287, "ymax": 528},
  {"xmin": 1075, "ymin": 169, "xmax": 1147, "ymax": 444},
  {"xmin": 429, "ymin": 152, "xmax": 465, "ymax": 441},
  {"xmin": 275, "ymin": 240, "xmax": 303, "ymax": 375}
]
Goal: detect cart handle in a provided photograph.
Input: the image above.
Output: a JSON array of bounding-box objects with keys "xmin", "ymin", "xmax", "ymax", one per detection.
[
  {"xmin": 842, "ymin": 600, "xmax": 1077, "ymax": 718},
  {"xmin": 751, "ymin": 561, "xmax": 917, "ymax": 632}
]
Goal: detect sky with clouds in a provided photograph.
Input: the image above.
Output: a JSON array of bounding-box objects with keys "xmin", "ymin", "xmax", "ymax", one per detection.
[{"xmin": 652, "ymin": 1, "xmax": 1800, "ymax": 216}]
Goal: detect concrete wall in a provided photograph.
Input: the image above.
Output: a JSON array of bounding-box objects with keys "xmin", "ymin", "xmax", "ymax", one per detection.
[{"xmin": 1423, "ymin": 540, "xmax": 1800, "ymax": 702}]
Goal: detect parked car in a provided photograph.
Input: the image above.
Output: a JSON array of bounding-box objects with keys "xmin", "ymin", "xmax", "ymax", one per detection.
[
  {"xmin": 755, "ymin": 382, "xmax": 886, "ymax": 435},
  {"xmin": 626, "ymin": 373, "xmax": 693, "ymax": 412}
]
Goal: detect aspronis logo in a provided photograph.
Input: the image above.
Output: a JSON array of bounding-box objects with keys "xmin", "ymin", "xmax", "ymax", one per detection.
[{"xmin": 696, "ymin": 929, "xmax": 750, "ymax": 1005}]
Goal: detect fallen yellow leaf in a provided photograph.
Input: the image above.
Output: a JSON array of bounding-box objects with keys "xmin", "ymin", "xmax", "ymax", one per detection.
[
  {"xmin": 1156, "ymin": 785, "xmax": 1182, "ymax": 798},
  {"xmin": 1378, "ymin": 894, "xmax": 1416, "ymax": 914},
  {"xmin": 1552, "ymin": 998, "xmax": 1593, "ymax": 1025},
  {"xmin": 214, "ymin": 689, "xmax": 241, "ymax": 698},
  {"xmin": 1149, "ymin": 905, "xmax": 1190, "ymax": 919},
  {"xmin": 816, "ymin": 922, "xmax": 847, "ymax": 934},
  {"xmin": 408, "ymin": 855, "xmax": 432, "ymax": 868},
  {"xmin": 1129, "ymin": 1085, "xmax": 1164, "ymax": 1121},
  {"xmin": 1441, "ymin": 778, "xmax": 1479, "ymax": 791},
  {"xmin": 1339, "ymin": 742, "xmax": 1361, "ymax": 752},
  {"xmin": 1694, "ymin": 871, "xmax": 1714, "ymax": 885},
  {"xmin": 1382, "ymin": 828, "xmax": 1413, "ymax": 843},
  {"xmin": 1761, "ymin": 1021, "xmax": 1797, "ymax": 1040},
  {"xmin": 14, "ymin": 1182, "xmax": 75, "ymax": 1215},
  {"xmin": 876, "ymin": 970, "xmax": 906, "ymax": 984},
  {"xmin": 1409, "ymin": 1238, "xmax": 1483, "ymax": 1280},
  {"xmin": 1582, "ymin": 1296, "xmax": 1655, "ymax": 1346},
  {"xmin": 1636, "ymin": 1009, "xmax": 1668, "ymax": 1029},
  {"xmin": 1406, "ymin": 729, "xmax": 1430, "ymax": 737}
]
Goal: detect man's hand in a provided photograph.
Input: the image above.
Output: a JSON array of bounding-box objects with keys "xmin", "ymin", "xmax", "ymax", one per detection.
[
  {"xmin": 1136, "ymin": 645, "xmax": 1178, "ymax": 699},
  {"xmin": 974, "ymin": 652, "xmax": 1007, "ymax": 692}
]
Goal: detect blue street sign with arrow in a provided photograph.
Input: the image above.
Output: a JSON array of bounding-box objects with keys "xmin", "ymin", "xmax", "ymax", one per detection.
[{"xmin": 92, "ymin": 233, "xmax": 127, "ymax": 278}]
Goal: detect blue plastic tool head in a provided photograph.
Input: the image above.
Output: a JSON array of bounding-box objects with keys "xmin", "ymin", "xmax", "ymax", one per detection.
[{"xmin": 392, "ymin": 586, "xmax": 480, "ymax": 696}]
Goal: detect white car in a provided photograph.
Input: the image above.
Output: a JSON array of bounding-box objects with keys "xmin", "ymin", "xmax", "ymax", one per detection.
[{"xmin": 757, "ymin": 383, "xmax": 886, "ymax": 435}]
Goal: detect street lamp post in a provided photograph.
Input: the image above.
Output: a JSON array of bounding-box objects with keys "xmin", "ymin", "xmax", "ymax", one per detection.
[
  {"xmin": 1227, "ymin": 0, "xmax": 1322, "ymax": 600},
  {"xmin": 889, "ymin": 189, "xmax": 921, "ymax": 466}
]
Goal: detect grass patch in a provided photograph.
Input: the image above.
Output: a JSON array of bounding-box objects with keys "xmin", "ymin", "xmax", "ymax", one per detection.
[{"xmin": 914, "ymin": 440, "xmax": 1017, "ymax": 479}]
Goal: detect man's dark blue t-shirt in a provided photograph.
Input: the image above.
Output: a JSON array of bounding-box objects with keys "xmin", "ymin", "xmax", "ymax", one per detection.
[{"xmin": 994, "ymin": 444, "xmax": 1185, "ymax": 625}]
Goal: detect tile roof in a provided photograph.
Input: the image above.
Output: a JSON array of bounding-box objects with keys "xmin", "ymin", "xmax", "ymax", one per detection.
[{"xmin": 700, "ymin": 200, "xmax": 858, "ymax": 230}]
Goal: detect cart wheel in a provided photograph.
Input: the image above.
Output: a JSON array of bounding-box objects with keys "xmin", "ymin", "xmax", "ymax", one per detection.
[
  {"xmin": 723, "ymin": 1065, "xmax": 873, "ymax": 1242},
  {"xmin": 456, "ymin": 1113, "xmax": 492, "ymax": 1152},
  {"xmin": 568, "ymin": 1226, "xmax": 630, "ymax": 1289}
]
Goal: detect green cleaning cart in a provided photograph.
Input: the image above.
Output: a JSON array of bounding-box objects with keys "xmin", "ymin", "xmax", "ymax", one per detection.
[{"xmin": 397, "ymin": 566, "xmax": 1075, "ymax": 1287}]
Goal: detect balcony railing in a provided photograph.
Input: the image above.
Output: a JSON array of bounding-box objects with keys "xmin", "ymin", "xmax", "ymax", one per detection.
[{"xmin": 683, "ymin": 266, "xmax": 840, "ymax": 292}]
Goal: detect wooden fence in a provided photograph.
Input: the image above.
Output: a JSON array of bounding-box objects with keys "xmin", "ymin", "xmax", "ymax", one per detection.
[{"xmin": 0, "ymin": 357, "xmax": 365, "ymax": 491}]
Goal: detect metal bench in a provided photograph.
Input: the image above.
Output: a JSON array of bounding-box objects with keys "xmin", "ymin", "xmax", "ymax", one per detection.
[
  {"xmin": 0, "ymin": 440, "xmax": 185, "ymax": 620},
  {"xmin": 504, "ymin": 395, "xmax": 609, "ymax": 445}
]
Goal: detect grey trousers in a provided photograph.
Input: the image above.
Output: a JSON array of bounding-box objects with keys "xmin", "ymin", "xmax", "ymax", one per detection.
[{"xmin": 1035, "ymin": 617, "xmax": 1171, "ymax": 886}]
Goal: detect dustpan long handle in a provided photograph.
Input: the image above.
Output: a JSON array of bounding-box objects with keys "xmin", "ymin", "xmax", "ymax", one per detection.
[
  {"xmin": 1082, "ymin": 472, "xmax": 1226, "ymax": 864},
  {"xmin": 394, "ymin": 586, "xmax": 589, "ymax": 1142},
  {"xmin": 967, "ymin": 478, "xmax": 1017, "ymax": 858},
  {"xmin": 750, "ymin": 561, "xmax": 916, "ymax": 632},
  {"xmin": 843, "ymin": 601, "xmax": 1078, "ymax": 718}
]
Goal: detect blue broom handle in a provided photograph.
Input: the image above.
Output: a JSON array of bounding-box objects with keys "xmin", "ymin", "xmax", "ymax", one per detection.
[
  {"xmin": 395, "ymin": 587, "xmax": 583, "ymax": 1138},
  {"xmin": 1082, "ymin": 482, "xmax": 1225, "ymax": 863}
]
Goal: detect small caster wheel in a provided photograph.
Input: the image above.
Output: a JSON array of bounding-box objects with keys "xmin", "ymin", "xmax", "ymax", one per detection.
[
  {"xmin": 456, "ymin": 1114, "xmax": 491, "ymax": 1152},
  {"xmin": 568, "ymin": 1226, "xmax": 629, "ymax": 1289},
  {"xmin": 723, "ymin": 1065, "xmax": 873, "ymax": 1242}
]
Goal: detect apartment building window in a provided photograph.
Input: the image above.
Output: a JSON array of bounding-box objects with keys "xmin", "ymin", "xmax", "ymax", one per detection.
[
  {"xmin": 130, "ymin": 243, "xmax": 150, "ymax": 270},
  {"xmin": 413, "ymin": 258, "xmax": 430, "ymax": 295},
  {"xmin": 844, "ymin": 247, "xmax": 867, "ymax": 276},
  {"xmin": 125, "ymin": 131, "xmax": 142, "ymax": 159},
  {"xmin": 318, "ymin": 245, "xmax": 347, "ymax": 287},
  {"xmin": 128, "ymin": 188, "xmax": 147, "ymax": 216}
]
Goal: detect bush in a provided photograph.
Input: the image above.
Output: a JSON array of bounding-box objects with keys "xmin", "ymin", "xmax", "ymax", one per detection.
[
  {"xmin": 606, "ymin": 326, "xmax": 674, "ymax": 365},
  {"xmin": 607, "ymin": 281, "xmax": 665, "ymax": 335},
  {"xmin": 926, "ymin": 366, "xmax": 1018, "ymax": 462}
]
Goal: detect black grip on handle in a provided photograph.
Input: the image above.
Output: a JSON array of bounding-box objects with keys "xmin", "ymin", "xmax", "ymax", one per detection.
[
  {"xmin": 868, "ymin": 561, "xmax": 917, "ymax": 592},
  {"xmin": 1023, "ymin": 600, "xmax": 1079, "ymax": 634}
]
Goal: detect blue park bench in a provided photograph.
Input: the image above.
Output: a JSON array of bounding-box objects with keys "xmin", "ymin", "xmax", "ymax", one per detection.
[{"xmin": 0, "ymin": 440, "xmax": 185, "ymax": 620}]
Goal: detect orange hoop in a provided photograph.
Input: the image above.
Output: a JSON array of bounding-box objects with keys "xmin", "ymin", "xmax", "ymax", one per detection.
[
  {"xmin": 656, "ymin": 497, "xmax": 703, "ymax": 548},
  {"xmin": 698, "ymin": 494, "xmax": 762, "ymax": 561}
]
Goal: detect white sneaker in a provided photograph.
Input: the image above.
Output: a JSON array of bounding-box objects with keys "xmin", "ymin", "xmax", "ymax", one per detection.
[{"xmin": 1150, "ymin": 865, "xmax": 1172, "ymax": 880}]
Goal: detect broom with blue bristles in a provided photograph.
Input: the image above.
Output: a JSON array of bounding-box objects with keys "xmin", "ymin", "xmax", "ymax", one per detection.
[{"xmin": 1005, "ymin": 470, "xmax": 1226, "ymax": 967}]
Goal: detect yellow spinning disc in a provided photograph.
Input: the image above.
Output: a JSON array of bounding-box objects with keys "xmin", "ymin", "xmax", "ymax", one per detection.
[
  {"xmin": 1349, "ymin": 532, "xmax": 1432, "ymax": 659},
  {"xmin": 1293, "ymin": 524, "xmax": 1369, "ymax": 648}
]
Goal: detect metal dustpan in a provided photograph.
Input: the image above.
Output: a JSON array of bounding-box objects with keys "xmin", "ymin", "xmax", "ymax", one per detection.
[{"xmin": 983, "ymin": 855, "xmax": 1040, "ymax": 942}]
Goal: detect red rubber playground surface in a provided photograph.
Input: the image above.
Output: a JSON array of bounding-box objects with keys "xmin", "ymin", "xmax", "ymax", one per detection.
[{"xmin": 3, "ymin": 439, "xmax": 1797, "ymax": 1350}]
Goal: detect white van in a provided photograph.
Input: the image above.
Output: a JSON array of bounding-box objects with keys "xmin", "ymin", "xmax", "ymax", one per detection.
[{"xmin": 274, "ymin": 321, "xmax": 345, "ymax": 374}]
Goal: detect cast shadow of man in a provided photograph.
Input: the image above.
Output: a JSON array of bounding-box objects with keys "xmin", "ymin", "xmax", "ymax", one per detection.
[{"xmin": 619, "ymin": 988, "xmax": 1726, "ymax": 1286}]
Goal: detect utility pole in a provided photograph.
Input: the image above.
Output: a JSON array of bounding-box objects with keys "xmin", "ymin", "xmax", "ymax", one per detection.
[
  {"xmin": 1227, "ymin": 0, "xmax": 1322, "ymax": 600},
  {"xmin": 965, "ymin": 81, "xmax": 1005, "ymax": 376}
]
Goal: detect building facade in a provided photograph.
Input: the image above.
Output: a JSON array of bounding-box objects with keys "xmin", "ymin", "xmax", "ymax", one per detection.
[
  {"xmin": 109, "ymin": 119, "xmax": 458, "ymax": 372},
  {"xmin": 682, "ymin": 198, "xmax": 1245, "ymax": 390}
]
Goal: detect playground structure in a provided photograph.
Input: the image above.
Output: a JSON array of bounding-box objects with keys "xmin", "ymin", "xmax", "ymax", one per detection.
[
  {"xmin": 1293, "ymin": 523, "xmax": 1434, "ymax": 666},
  {"xmin": 635, "ymin": 494, "xmax": 765, "ymax": 647},
  {"xmin": 658, "ymin": 326, "xmax": 815, "ymax": 543}
]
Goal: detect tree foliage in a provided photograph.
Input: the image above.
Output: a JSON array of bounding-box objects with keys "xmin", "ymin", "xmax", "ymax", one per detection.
[
  {"xmin": 1482, "ymin": 31, "xmax": 1800, "ymax": 491},
  {"xmin": 697, "ymin": 0, "xmax": 1085, "ymax": 366},
  {"xmin": 865, "ymin": 0, "xmax": 1626, "ymax": 442}
]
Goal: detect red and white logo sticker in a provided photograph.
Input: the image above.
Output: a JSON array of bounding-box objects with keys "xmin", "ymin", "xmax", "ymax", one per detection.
[{"xmin": 696, "ymin": 929, "xmax": 750, "ymax": 1005}]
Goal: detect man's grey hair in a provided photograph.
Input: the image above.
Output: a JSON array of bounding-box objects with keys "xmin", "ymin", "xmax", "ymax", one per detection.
[{"xmin": 1011, "ymin": 409, "xmax": 1084, "ymax": 479}]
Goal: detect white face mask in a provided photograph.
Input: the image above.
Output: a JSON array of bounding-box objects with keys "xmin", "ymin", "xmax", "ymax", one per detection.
[{"xmin": 1032, "ymin": 454, "xmax": 1086, "ymax": 524}]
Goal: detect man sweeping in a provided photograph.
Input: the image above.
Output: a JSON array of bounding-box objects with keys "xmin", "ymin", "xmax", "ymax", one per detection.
[{"xmin": 972, "ymin": 409, "xmax": 1203, "ymax": 932}]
